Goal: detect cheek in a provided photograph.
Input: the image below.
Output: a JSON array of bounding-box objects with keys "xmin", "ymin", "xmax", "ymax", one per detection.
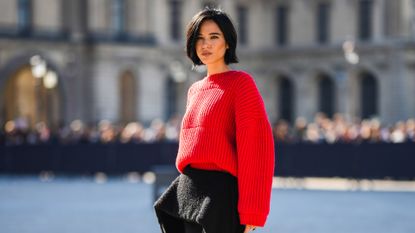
[
  {"xmin": 194, "ymin": 45, "xmax": 201, "ymax": 57},
  {"xmin": 195, "ymin": 40, "xmax": 202, "ymax": 49},
  {"xmin": 217, "ymin": 41, "xmax": 227, "ymax": 53},
  {"xmin": 217, "ymin": 44, "xmax": 227, "ymax": 55},
  {"xmin": 196, "ymin": 42, "xmax": 205, "ymax": 54}
]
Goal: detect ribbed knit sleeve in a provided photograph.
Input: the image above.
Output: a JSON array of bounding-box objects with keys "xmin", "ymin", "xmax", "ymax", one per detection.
[{"xmin": 235, "ymin": 73, "xmax": 275, "ymax": 227}]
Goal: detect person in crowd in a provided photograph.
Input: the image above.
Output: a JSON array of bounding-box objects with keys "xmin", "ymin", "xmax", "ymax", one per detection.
[
  {"xmin": 406, "ymin": 119, "xmax": 415, "ymax": 142},
  {"xmin": 293, "ymin": 117, "xmax": 307, "ymax": 142},
  {"xmin": 273, "ymin": 119, "xmax": 292, "ymax": 142},
  {"xmin": 153, "ymin": 8, "xmax": 275, "ymax": 233},
  {"xmin": 143, "ymin": 118, "xmax": 166, "ymax": 142},
  {"xmin": 165, "ymin": 114, "xmax": 181, "ymax": 142},
  {"xmin": 119, "ymin": 122, "xmax": 145, "ymax": 144},
  {"xmin": 2, "ymin": 114, "xmax": 415, "ymax": 145},
  {"xmin": 98, "ymin": 120, "xmax": 117, "ymax": 144}
]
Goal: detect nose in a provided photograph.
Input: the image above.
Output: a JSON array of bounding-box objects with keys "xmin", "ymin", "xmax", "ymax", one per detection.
[{"xmin": 201, "ymin": 39, "xmax": 211, "ymax": 49}]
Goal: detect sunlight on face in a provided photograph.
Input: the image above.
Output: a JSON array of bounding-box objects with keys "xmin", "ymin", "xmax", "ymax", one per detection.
[{"xmin": 195, "ymin": 20, "xmax": 228, "ymax": 67}]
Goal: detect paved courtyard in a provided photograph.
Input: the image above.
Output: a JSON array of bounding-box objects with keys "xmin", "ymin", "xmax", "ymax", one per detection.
[{"xmin": 1, "ymin": 174, "xmax": 414, "ymax": 233}]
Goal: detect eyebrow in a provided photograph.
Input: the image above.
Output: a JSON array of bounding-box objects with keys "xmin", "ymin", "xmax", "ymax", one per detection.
[{"xmin": 198, "ymin": 32, "xmax": 222, "ymax": 36}]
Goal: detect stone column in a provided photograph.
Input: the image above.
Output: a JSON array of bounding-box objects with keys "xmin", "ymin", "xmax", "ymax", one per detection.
[
  {"xmin": 334, "ymin": 66, "xmax": 349, "ymax": 119},
  {"xmin": 294, "ymin": 70, "xmax": 315, "ymax": 122},
  {"xmin": 62, "ymin": 0, "xmax": 94, "ymax": 124},
  {"xmin": 412, "ymin": 0, "xmax": 415, "ymax": 38},
  {"xmin": 373, "ymin": 0, "xmax": 384, "ymax": 42},
  {"xmin": 345, "ymin": 67, "xmax": 359, "ymax": 122},
  {"xmin": 382, "ymin": 49, "xmax": 412, "ymax": 123}
]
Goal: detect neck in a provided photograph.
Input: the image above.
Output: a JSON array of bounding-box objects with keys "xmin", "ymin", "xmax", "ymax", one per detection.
[{"xmin": 206, "ymin": 64, "xmax": 230, "ymax": 76}]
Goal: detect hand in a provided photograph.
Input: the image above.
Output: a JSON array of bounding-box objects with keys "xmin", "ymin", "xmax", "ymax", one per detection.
[{"xmin": 244, "ymin": 225, "xmax": 258, "ymax": 233}]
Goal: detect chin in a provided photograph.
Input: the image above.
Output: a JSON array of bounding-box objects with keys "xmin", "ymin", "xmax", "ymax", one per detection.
[{"xmin": 200, "ymin": 60, "xmax": 210, "ymax": 65}]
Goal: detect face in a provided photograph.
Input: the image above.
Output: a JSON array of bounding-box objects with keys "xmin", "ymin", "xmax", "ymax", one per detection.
[{"xmin": 195, "ymin": 20, "xmax": 228, "ymax": 67}]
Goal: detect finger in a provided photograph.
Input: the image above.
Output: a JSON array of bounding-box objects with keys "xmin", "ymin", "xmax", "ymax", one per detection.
[{"xmin": 244, "ymin": 225, "xmax": 253, "ymax": 233}]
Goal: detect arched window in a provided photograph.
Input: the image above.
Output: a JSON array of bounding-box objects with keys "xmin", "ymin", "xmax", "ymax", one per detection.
[
  {"xmin": 119, "ymin": 70, "xmax": 137, "ymax": 124},
  {"xmin": 5, "ymin": 65, "xmax": 36, "ymax": 126},
  {"xmin": 318, "ymin": 74, "xmax": 334, "ymax": 117},
  {"xmin": 360, "ymin": 71, "xmax": 378, "ymax": 119},
  {"xmin": 278, "ymin": 76, "xmax": 293, "ymax": 123},
  {"xmin": 3, "ymin": 65, "xmax": 61, "ymax": 129}
]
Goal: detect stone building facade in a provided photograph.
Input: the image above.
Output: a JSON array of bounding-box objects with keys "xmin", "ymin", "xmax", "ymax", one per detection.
[{"xmin": 0, "ymin": 0, "xmax": 414, "ymax": 129}]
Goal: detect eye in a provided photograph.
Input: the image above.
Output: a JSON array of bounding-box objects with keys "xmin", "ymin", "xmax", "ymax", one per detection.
[
  {"xmin": 196, "ymin": 36, "xmax": 206, "ymax": 42},
  {"xmin": 211, "ymin": 35, "xmax": 219, "ymax": 39}
]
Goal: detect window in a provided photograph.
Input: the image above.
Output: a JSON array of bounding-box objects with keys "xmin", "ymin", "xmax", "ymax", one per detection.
[
  {"xmin": 316, "ymin": 2, "xmax": 330, "ymax": 44},
  {"xmin": 318, "ymin": 74, "xmax": 334, "ymax": 117},
  {"xmin": 383, "ymin": 1, "xmax": 399, "ymax": 37},
  {"xmin": 278, "ymin": 76, "xmax": 293, "ymax": 123},
  {"xmin": 166, "ymin": 77, "xmax": 178, "ymax": 119},
  {"xmin": 112, "ymin": 0, "xmax": 126, "ymax": 37},
  {"xmin": 170, "ymin": 0, "xmax": 182, "ymax": 41},
  {"xmin": 5, "ymin": 65, "xmax": 61, "ymax": 129},
  {"xmin": 202, "ymin": 1, "xmax": 218, "ymax": 9},
  {"xmin": 237, "ymin": 5, "xmax": 248, "ymax": 45},
  {"xmin": 119, "ymin": 71, "xmax": 137, "ymax": 123},
  {"xmin": 358, "ymin": 0, "xmax": 373, "ymax": 41},
  {"xmin": 360, "ymin": 72, "xmax": 378, "ymax": 119},
  {"xmin": 18, "ymin": 0, "xmax": 32, "ymax": 35},
  {"xmin": 275, "ymin": 5, "xmax": 288, "ymax": 46}
]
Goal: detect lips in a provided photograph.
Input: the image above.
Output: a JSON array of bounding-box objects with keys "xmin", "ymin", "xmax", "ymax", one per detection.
[{"xmin": 201, "ymin": 52, "xmax": 212, "ymax": 56}]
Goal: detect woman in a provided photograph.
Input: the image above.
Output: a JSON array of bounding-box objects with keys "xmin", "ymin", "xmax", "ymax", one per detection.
[{"xmin": 154, "ymin": 8, "xmax": 275, "ymax": 233}]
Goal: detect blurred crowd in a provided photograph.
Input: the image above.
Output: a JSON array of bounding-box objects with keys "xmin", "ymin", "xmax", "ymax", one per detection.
[
  {"xmin": 273, "ymin": 113, "xmax": 415, "ymax": 144},
  {"xmin": 0, "ymin": 115, "xmax": 181, "ymax": 146},
  {"xmin": 1, "ymin": 113, "xmax": 415, "ymax": 146}
]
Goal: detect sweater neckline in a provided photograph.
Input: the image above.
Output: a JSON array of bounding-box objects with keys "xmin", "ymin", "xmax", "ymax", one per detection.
[{"xmin": 205, "ymin": 70, "xmax": 235, "ymax": 80}]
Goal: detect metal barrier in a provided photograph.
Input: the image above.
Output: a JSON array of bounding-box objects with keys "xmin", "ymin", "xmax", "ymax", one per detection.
[
  {"xmin": 275, "ymin": 142, "xmax": 415, "ymax": 179},
  {"xmin": 151, "ymin": 165, "xmax": 179, "ymax": 202},
  {"xmin": 1, "ymin": 142, "xmax": 414, "ymax": 179}
]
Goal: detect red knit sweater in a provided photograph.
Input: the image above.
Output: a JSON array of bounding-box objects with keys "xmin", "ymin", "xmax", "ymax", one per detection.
[{"xmin": 176, "ymin": 70, "xmax": 275, "ymax": 227}]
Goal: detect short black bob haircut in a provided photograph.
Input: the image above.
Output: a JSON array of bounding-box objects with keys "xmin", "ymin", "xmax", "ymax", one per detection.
[{"xmin": 186, "ymin": 8, "xmax": 239, "ymax": 66}]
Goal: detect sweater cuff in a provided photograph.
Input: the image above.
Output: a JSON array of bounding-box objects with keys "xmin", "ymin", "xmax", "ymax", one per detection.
[{"xmin": 239, "ymin": 213, "xmax": 268, "ymax": 227}]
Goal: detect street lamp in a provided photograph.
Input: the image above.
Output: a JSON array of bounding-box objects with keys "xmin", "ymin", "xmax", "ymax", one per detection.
[
  {"xmin": 30, "ymin": 55, "xmax": 47, "ymax": 78},
  {"xmin": 29, "ymin": 55, "xmax": 59, "ymax": 126},
  {"xmin": 335, "ymin": 38, "xmax": 360, "ymax": 122},
  {"xmin": 43, "ymin": 70, "xmax": 58, "ymax": 89},
  {"xmin": 342, "ymin": 38, "xmax": 359, "ymax": 65},
  {"xmin": 169, "ymin": 60, "xmax": 187, "ymax": 83},
  {"xmin": 30, "ymin": 55, "xmax": 59, "ymax": 89}
]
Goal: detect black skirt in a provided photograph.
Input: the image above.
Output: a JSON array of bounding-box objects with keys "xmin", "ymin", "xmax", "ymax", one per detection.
[{"xmin": 154, "ymin": 166, "xmax": 245, "ymax": 233}]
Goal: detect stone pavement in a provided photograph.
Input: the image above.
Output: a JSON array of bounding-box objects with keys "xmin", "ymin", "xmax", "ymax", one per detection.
[{"xmin": 1, "ymin": 174, "xmax": 415, "ymax": 233}]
